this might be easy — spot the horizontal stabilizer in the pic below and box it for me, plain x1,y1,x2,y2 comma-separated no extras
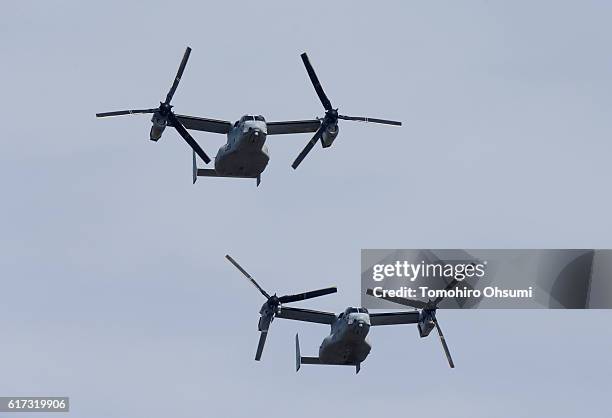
195,168,259,178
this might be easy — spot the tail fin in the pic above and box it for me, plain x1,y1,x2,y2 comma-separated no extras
295,334,320,372
295,334,301,372
192,150,197,184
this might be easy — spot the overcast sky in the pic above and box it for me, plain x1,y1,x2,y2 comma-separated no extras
1,1,611,417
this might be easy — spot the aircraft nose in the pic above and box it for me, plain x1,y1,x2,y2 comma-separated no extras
243,120,267,136
352,320,369,334
246,126,266,143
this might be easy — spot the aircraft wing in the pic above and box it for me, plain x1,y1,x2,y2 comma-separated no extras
171,114,233,134
366,289,428,309
276,307,337,325
266,120,321,135
369,311,420,326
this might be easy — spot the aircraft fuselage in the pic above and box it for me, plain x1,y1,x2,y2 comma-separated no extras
214,116,269,177
318,307,372,365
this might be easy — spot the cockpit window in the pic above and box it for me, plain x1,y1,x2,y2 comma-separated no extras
240,115,265,123
345,307,368,314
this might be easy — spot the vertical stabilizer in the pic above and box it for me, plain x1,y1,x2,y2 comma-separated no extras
192,150,197,184
295,334,301,372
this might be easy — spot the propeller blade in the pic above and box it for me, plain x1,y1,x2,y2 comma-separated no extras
291,125,325,169
96,108,158,118
433,317,455,368
167,113,211,164
255,331,268,361
338,115,402,126
225,255,271,299
165,47,192,104
279,286,337,303
301,53,332,111
365,288,428,309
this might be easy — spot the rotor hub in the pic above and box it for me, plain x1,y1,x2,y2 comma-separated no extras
159,102,173,115
325,108,339,122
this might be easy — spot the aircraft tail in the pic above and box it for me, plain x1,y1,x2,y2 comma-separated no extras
295,334,300,372
192,151,198,184
295,334,320,372
192,151,261,186
295,334,361,373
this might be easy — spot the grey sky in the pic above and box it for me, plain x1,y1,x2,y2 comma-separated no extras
1,1,611,417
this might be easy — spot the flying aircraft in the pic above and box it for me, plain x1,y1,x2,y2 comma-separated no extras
96,47,401,185
225,255,455,374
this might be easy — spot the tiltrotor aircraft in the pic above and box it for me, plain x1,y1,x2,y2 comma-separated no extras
96,47,401,185
225,255,455,374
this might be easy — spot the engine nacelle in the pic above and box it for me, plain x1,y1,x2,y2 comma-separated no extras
258,301,280,331
321,123,339,148
417,310,436,338
149,113,168,141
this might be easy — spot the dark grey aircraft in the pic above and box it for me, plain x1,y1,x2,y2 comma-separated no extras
226,255,455,374
96,48,401,185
